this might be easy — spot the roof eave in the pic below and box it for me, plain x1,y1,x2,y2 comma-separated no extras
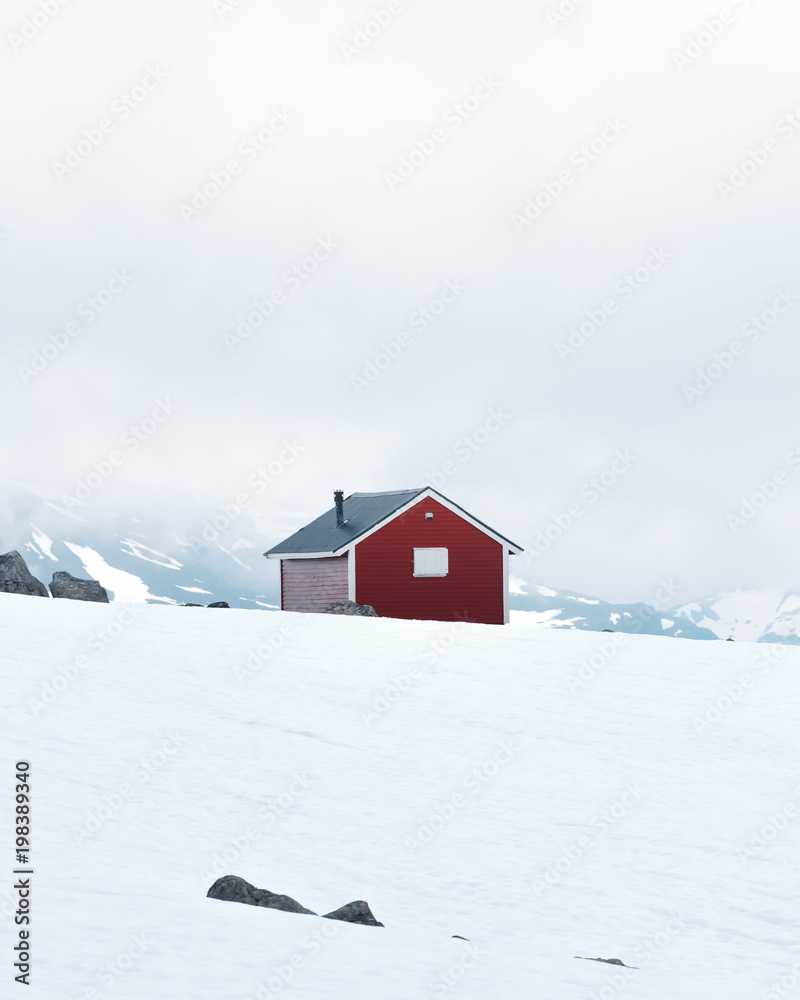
264,546,351,560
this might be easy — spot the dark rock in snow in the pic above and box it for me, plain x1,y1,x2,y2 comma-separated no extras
325,600,378,617
575,956,638,968
452,935,470,940
322,900,384,926
207,601,230,608
183,603,204,607
206,875,316,915
0,550,48,597
49,571,109,603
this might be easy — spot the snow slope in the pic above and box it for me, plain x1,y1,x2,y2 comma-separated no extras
3,595,800,999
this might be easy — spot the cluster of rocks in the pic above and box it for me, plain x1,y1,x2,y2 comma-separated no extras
206,875,384,926
325,600,378,617
0,551,109,602
1,549,236,607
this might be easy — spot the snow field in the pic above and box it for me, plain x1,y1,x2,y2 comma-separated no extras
2,593,800,999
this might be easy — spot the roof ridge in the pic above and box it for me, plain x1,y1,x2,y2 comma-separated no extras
349,488,423,497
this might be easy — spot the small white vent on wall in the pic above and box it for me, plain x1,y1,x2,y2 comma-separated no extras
413,547,449,577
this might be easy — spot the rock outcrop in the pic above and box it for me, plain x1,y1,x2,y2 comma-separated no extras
206,876,316,915
206,876,384,927
325,600,378,617
207,601,230,608
322,900,384,926
0,551,48,597
49,571,109,603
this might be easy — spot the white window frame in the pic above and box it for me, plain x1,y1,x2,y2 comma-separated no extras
413,547,449,577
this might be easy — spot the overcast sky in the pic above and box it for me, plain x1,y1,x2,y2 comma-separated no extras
2,0,799,604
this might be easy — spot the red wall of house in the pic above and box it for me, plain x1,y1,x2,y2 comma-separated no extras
281,553,348,612
354,497,505,624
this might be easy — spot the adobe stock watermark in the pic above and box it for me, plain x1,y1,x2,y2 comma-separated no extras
738,796,799,864
241,923,338,1000
672,0,755,73
511,117,627,232
213,0,252,20
198,774,311,885
692,643,788,736
556,247,671,360
562,580,683,694
565,632,628,694
67,932,151,999
185,442,306,550
725,443,800,534
52,67,168,179
54,398,179,513
27,606,142,717
425,408,511,488
361,616,470,724
417,941,483,1000
340,0,411,63
385,76,501,191
546,0,594,30
404,742,517,850
234,620,296,681
180,108,295,221
8,0,74,53
523,450,638,561
224,236,340,352
351,278,465,393
717,105,800,200
584,915,686,1000
683,288,796,404
72,732,189,846
18,269,135,385
763,958,800,1000
532,784,644,894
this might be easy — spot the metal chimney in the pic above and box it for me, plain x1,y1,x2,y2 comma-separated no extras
334,489,344,527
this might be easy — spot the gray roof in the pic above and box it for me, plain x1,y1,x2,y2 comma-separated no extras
263,488,522,557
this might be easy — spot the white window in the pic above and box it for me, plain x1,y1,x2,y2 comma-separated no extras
413,547,449,577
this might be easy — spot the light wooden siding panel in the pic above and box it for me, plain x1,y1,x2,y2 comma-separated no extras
281,554,349,613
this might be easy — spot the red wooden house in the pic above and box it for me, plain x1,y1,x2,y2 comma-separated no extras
264,488,522,624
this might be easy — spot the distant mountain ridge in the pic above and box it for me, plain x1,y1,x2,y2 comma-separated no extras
2,483,798,643
509,580,800,644
0,483,279,610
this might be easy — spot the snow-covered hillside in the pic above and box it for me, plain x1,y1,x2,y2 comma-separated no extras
3,594,800,999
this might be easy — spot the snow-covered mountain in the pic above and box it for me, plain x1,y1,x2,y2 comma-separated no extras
0,482,281,609
509,579,800,645
508,580,719,641
3,595,800,999
669,589,800,645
